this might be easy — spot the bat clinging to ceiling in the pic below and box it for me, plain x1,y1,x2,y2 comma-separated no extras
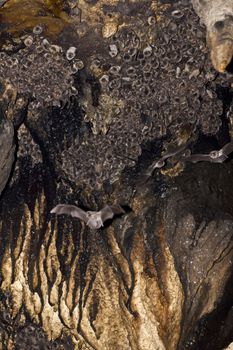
182,140,233,163
50,204,125,229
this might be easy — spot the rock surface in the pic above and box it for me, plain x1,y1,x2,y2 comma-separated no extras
0,0,232,349
0,108,15,196
192,0,233,72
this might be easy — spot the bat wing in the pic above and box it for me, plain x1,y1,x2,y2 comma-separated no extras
162,139,193,159
146,159,165,177
182,154,213,163
163,146,185,159
221,141,233,156
50,204,88,222
100,205,125,223
211,154,228,163
183,153,227,163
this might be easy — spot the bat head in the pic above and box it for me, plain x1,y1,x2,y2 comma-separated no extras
209,150,220,159
87,212,103,229
154,159,165,169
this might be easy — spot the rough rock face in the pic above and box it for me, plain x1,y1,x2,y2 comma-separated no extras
1,147,233,349
191,0,233,72
0,0,233,349
0,108,15,196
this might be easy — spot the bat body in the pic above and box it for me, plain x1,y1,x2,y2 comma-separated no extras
50,204,125,229
211,140,233,158
182,140,233,163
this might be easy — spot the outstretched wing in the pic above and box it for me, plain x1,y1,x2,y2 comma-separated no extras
183,153,227,163
221,141,233,156
162,142,189,160
100,205,125,223
182,154,213,163
211,154,228,163
161,138,194,160
50,204,88,223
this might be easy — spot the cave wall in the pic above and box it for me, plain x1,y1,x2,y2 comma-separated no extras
0,0,232,349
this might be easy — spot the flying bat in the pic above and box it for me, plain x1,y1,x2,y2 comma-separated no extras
50,204,125,229
145,141,192,177
182,140,233,163
0,1,7,7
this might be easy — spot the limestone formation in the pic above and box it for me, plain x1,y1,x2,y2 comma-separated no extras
0,1,232,349
192,0,233,72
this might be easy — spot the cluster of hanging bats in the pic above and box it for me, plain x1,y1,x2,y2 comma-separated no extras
51,0,233,229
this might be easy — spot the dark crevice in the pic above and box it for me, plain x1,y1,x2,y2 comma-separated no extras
183,269,233,350
226,59,233,74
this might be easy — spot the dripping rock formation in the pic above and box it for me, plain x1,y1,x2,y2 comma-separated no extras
0,0,233,349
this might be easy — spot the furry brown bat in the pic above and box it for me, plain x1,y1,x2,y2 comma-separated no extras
50,204,125,229
182,140,233,163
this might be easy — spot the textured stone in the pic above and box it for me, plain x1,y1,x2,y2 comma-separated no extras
0,108,15,196
192,0,233,72
0,1,232,350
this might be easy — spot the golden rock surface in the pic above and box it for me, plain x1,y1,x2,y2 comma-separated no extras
0,1,233,349
0,191,184,349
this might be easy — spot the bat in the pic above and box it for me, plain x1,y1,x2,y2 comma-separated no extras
182,140,233,163
136,143,191,188
145,141,192,177
0,1,7,6
50,204,125,229
209,140,233,159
